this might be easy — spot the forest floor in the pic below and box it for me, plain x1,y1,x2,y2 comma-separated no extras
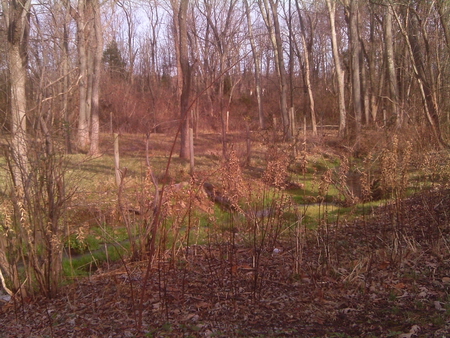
1,132,450,337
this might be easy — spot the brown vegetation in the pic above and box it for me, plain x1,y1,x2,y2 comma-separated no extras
0,131,449,337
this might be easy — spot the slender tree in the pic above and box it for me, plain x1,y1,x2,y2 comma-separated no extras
88,0,103,156
72,0,90,149
295,1,317,137
344,0,363,136
2,0,32,188
390,1,448,148
326,0,347,136
384,3,400,127
244,0,265,130
259,0,291,139
170,0,191,159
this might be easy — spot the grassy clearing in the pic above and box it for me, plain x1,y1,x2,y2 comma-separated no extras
2,131,449,289
2,130,450,336
51,131,447,276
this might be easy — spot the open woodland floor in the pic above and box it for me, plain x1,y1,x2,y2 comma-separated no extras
0,130,450,337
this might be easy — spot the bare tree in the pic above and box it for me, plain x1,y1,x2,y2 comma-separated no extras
2,0,32,187
72,0,91,149
117,0,138,85
170,0,191,159
344,0,363,136
179,0,191,159
294,1,317,137
88,0,103,156
198,0,241,156
62,0,73,153
384,3,400,127
326,0,347,136
244,0,265,129
390,1,448,148
259,0,291,140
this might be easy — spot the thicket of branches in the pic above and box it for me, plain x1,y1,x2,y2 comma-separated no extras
1,1,450,144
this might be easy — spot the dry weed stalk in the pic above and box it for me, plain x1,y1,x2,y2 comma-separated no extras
380,135,412,200
0,138,70,298
262,146,290,189
332,155,359,206
318,169,332,203
377,135,417,262
291,211,307,275
360,151,380,203
220,150,245,210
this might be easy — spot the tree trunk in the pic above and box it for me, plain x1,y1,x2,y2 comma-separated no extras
62,0,72,154
270,0,290,140
295,3,317,137
326,0,347,136
346,0,363,135
391,2,448,148
178,0,191,159
4,0,32,188
75,0,90,150
436,0,450,52
259,0,290,140
244,0,265,130
89,0,103,156
384,5,401,127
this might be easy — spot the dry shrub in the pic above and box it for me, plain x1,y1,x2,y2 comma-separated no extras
380,134,412,199
219,149,246,212
263,146,290,189
0,138,71,298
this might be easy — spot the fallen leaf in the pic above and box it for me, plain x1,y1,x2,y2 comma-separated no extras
442,277,450,284
394,282,406,289
398,325,421,338
434,301,445,311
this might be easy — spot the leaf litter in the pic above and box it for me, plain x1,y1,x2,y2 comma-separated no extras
0,188,449,337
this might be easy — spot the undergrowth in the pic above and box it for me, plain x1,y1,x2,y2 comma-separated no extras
1,130,450,337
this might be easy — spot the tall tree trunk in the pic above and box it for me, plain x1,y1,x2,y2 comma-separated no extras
117,0,136,85
384,5,401,127
62,0,72,154
295,3,317,137
3,0,32,188
178,0,191,159
202,0,238,157
89,0,103,156
260,0,290,139
270,0,290,139
326,0,347,136
74,0,90,149
346,0,363,136
244,0,265,130
360,48,369,125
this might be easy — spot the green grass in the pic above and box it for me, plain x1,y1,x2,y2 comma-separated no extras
63,241,130,277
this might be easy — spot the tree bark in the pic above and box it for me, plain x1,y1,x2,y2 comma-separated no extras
178,0,191,159
436,0,450,52
62,0,72,154
89,0,103,156
74,0,90,150
345,0,362,136
3,0,32,188
384,5,401,127
326,0,347,136
295,3,317,137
